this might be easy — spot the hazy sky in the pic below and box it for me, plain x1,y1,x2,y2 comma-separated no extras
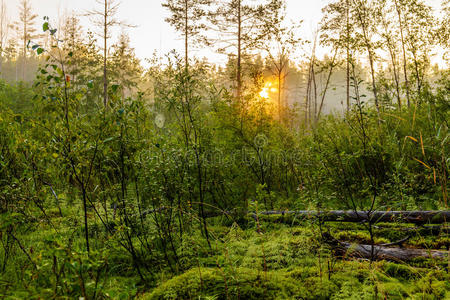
4,0,444,66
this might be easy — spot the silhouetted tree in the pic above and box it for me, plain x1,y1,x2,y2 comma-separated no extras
11,0,38,81
162,0,211,71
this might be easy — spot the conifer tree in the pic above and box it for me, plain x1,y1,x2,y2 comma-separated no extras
11,0,38,81
0,0,8,78
86,0,134,107
110,32,142,97
162,0,211,71
208,0,284,103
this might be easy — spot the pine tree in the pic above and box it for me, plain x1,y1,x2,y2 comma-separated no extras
110,32,142,98
11,0,38,81
162,0,211,71
208,0,284,103
86,0,134,108
0,0,8,79
62,15,84,84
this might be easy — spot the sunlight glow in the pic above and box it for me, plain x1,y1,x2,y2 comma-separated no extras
260,87,269,98
259,81,278,99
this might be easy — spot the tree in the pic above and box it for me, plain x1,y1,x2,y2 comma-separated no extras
439,0,449,55
11,0,38,81
393,0,410,106
162,0,211,71
61,15,85,84
110,32,142,98
351,0,380,113
262,3,302,120
208,0,284,104
394,0,434,102
86,0,134,108
377,0,402,108
62,15,84,54
0,0,8,78
321,0,353,112
305,33,318,127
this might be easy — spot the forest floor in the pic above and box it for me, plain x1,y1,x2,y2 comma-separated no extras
141,216,449,299
1,207,449,299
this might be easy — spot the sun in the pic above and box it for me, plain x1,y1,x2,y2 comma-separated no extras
259,87,269,98
259,81,277,99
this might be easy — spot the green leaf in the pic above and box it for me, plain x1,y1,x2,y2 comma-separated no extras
87,80,94,89
111,84,120,93
37,48,44,55
104,137,115,143
43,22,49,32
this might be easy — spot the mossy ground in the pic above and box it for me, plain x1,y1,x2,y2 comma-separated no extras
142,218,449,299
0,205,448,299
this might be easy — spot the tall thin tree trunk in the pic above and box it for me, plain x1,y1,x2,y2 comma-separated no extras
394,0,410,107
346,0,350,112
312,62,317,120
392,52,402,109
354,1,379,113
237,0,243,130
305,67,310,127
387,44,401,109
22,22,26,81
410,49,421,95
367,49,379,112
185,0,188,71
103,0,108,108
317,48,338,120
0,0,4,79
309,35,317,125
278,68,282,120
237,0,242,103
305,41,316,128
381,11,402,109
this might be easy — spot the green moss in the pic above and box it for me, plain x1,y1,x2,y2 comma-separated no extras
382,262,418,280
143,267,304,300
334,230,390,244
378,281,410,298
411,271,450,299
330,281,373,300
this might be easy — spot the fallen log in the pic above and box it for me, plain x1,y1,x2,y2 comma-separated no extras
256,210,450,224
339,242,448,262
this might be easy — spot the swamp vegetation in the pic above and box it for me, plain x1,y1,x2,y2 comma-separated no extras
0,0,449,298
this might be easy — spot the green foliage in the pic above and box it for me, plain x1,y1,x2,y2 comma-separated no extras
0,3,449,298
